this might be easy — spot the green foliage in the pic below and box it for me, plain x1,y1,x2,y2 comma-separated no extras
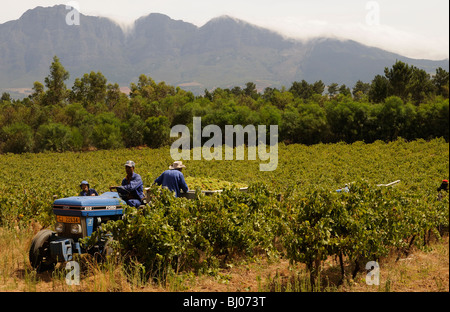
43,56,70,106
0,122,34,154
70,71,107,109
0,139,448,284
0,58,449,153
377,96,407,141
384,61,412,101
282,179,449,282
433,67,450,97
325,99,369,142
35,123,81,152
1,92,12,102
121,115,146,148
91,113,123,150
352,80,371,99
84,184,280,279
369,75,389,103
281,103,328,144
144,116,170,148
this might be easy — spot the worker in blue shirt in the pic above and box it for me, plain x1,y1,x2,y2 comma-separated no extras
110,160,145,207
79,181,98,196
154,161,189,198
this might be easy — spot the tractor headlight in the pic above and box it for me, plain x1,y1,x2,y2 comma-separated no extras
70,224,82,235
55,222,65,233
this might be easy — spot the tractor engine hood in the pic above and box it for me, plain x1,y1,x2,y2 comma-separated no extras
53,192,126,210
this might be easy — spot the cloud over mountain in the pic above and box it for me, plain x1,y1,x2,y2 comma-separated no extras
0,5,448,95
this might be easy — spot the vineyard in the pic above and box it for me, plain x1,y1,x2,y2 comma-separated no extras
0,138,448,291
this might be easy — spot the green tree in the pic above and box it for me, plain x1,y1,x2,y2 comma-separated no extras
415,99,449,140
154,81,176,101
130,74,176,102
91,113,124,150
130,74,156,99
384,60,412,101
144,116,171,148
1,122,34,153
203,88,213,101
431,99,449,140
312,80,325,96
325,100,369,142
369,75,389,103
64,103,90,127
258,104,281,128
271,89,294,109
408,67,434,104
44,56,70,106
338,84,351,96
230,86,243,97
110,91,131,120
377,96,407,141
296,103,328,144
432,67,449,98
290,80,313,100
243,82,259,100
1,92,11,103
280,103,328,144
352,80,370,100
35,123,80,152
280,104,302,144
262,87,276,102
71,71,108,109
327,83,339,97
121,114,146,148
29,82,45,105
106,83,122,110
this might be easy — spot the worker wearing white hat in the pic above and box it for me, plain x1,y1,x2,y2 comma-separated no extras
110,160,145,207
154,161,189,197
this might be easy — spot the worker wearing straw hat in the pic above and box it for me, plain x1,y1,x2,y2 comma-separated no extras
154,161,189,198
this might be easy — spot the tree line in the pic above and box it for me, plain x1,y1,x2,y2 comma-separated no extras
0,56,448,154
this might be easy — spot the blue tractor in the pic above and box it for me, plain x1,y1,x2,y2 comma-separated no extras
29,192,127,272
29,186,248,272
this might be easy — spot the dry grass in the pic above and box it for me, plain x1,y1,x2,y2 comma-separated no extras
1,225,448,292
342,235,449,292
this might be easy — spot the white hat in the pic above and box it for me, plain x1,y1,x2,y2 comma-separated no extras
169,161,186,170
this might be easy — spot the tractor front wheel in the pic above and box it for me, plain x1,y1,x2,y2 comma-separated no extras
29,229,57,273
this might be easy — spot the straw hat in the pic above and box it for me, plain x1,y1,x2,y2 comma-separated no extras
169,161,186,170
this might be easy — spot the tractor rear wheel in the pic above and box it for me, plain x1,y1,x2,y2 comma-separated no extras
29,229,57,273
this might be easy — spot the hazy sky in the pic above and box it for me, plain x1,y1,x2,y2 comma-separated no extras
1,0,448,60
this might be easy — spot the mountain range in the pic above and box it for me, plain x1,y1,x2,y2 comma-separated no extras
0,5,448,96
